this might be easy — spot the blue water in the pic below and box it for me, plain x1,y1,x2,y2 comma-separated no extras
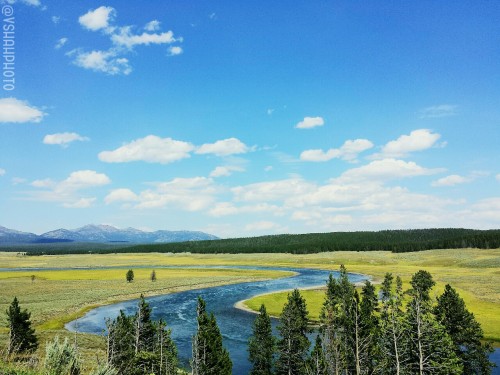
66,267,364,373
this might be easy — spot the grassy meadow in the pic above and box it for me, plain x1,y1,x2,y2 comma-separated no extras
0,248,498,372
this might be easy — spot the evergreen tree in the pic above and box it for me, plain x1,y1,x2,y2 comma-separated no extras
151,270,157,282
377,274,409,375
134,294,157,354
192,297,232,375
126,269,134,283
276,289,310,375
6,297,38,354
405,271,462,374
358,280,379,374
249,304,275,375
306,335,327,375
434,284,494,374
106,311,135,374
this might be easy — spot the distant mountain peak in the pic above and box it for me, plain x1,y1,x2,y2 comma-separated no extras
0,225,218,244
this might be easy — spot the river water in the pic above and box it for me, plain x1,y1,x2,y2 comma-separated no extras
64,266,499,374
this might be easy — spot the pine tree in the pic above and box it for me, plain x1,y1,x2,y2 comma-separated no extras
6,297,38,354
306,335,327,375
249,304,275,375
134,294,157,354
275,289,311,375
405,271,462,374
126,269,134,283
358,280,379,374
377,274,409,375
151,269,157,282
191,297,232,375
434,284,494,374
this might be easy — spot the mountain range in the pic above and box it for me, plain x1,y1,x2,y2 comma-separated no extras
0,224,218,244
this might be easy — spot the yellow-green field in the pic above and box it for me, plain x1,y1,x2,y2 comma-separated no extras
0,248,498,372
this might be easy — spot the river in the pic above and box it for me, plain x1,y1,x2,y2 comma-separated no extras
65,266,499,374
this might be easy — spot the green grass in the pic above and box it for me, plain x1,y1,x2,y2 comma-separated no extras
0,248,498,373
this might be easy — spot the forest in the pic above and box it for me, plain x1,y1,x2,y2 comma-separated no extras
10,228,500,255
2,267,495,374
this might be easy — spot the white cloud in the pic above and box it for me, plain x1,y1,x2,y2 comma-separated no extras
144,20,160,31
232,178,316,203
43,132,89,147
301,139,373,162
0,98,45,123
111,27,179,49
70,49,132,75
496,174,500,182
264,166,273,172
431,174,470,187
196,138,251,157
209,166,245,178
371,129,441,159
55,37,68,49
339,158,443,182
5,0,42,6
79,6,115,31
28,170,110,208
99,135,194,164
0,168,5,176
51,16,60,24
295,116,324,129
419,104,458,118
104,188,139,204
168,46,183,56
107,177,218,211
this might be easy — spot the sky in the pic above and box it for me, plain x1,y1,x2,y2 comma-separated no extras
0,0,499,237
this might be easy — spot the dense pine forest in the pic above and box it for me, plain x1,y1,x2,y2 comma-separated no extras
8,228,500,255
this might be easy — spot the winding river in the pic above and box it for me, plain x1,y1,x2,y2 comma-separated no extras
66,267,363,373
64,266,500,374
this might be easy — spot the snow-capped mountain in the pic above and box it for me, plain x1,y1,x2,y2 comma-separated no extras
0,224,218,244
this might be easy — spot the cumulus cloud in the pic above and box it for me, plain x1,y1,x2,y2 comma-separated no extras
0,98,46,123
300,139,373,162
55,37,68,49
431,174,470,187
106,177,218,211
104,188,139,204
79,6,116,31
168,46,183,56
295,116,324,129
196,138,251,156
99,135,194,164
339,158,443,182
370,129,442,159
111,27,179,48
4,0,41,6
28,170,110,208
209,166,245,178
419,104,458,118
70,49,132,75
43,132,89,147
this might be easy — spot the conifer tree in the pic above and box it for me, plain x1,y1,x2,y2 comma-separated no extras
6,297,38,354
377,274,408,375
434,284,494,374
405,271,462,374
249,304,276,375
192,296,232,375
306,335,327,375
276,289,310,375
126,269,134,283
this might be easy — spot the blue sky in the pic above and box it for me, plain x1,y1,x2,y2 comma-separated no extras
0,0,499,237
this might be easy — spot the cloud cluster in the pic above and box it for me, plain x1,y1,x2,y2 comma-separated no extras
370,129,442,159
300,139,373,162
67,5,183,75
431,174,470,187
99,135,252,164
0,98,45,123
29,170,111,208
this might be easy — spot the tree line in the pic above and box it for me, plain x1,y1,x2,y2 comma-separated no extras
15,228,500,256
4,267,495,374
